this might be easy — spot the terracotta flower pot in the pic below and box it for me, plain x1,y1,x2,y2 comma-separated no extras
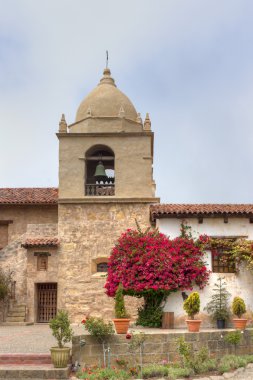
113,318,130,334
50,347,71,368
185,319,202,332
233,318,247,330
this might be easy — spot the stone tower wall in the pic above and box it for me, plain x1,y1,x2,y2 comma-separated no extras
57,202,152,322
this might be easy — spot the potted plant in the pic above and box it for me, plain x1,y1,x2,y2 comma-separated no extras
112,283,130,334
183,292,201,332
49,310,74,368
204,277,231,329
232,296,247,330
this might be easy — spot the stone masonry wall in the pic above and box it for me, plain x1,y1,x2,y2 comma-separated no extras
0,205,58,245
57,203,151,322
0,234,27,305
72,329,253,367
0,222,58,317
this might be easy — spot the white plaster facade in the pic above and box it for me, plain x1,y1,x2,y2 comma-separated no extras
157,217,253,327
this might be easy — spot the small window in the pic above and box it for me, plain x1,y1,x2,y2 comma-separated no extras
97,262,108,272
212,249,235,273
37,254,48,271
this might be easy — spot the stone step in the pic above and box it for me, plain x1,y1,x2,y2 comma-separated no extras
7,311,26,317
5,317,25,323
0,354,52,365
9,308,26,314
0,364,69,379
9,306,26,312
1,322,33,326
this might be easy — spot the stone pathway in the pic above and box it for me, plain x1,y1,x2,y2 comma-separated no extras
0,324,84,353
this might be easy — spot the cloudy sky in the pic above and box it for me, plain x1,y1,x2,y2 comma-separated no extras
0,0,253,203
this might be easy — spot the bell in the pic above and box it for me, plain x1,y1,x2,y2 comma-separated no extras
94,161,108,182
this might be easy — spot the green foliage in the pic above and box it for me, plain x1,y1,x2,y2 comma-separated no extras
84,316,114,343
176,337,216,375
115,283,128,318
204,277,231,321
167,366,193,379
77,367,130,380
192,348,216,374
207,237,253,272
141,363,192,379
218,354,253,374
49,310,73,348
0,269,13,300
183,292,200,319
0,284,8,300
224,330,242,346
176,336,191,366
142,364,169,378
232,296,246,318
180,221,193,239
136,292,164,327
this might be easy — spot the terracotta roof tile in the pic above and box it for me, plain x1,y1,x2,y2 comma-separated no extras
0,188,58,205
22,237,59,248
151,204,253,221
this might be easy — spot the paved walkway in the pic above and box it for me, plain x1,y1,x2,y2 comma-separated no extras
0,324,84,353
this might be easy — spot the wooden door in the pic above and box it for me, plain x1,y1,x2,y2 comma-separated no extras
37,283,57,322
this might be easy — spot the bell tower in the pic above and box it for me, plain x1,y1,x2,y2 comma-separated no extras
57,68,159,321
58,68,158,201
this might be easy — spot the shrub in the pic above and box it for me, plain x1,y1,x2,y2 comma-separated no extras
176,337,217,375
49,310,73,348
224,330,242,347
176,336,192,366
0,269,13,301
136,295,164,327
232,297,246,318
77,367,130,380
204,277,231,322
167,366,193,379
115,283,128,318
84,316,114,343
218,354,250,374
183,292,200,319
105,224,209,327
142,364,169,378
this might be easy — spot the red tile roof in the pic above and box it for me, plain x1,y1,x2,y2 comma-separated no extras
22,237,59,248
0,188,58,205
151,204,253,221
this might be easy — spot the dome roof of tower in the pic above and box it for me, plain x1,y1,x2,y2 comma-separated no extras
75,68,138,122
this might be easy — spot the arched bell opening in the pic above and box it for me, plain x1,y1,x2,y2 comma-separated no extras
85,145,115,196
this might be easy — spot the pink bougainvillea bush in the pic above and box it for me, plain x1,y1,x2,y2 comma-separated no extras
105,225,210,327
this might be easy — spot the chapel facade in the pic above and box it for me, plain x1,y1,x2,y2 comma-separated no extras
1,68,253,327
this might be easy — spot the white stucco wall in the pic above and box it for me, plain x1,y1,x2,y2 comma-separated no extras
157,217,253,327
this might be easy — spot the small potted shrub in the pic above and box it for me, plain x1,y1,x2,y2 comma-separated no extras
49,310,74,368
204,277,231,329
112,283,130,334
232,296,247,330
183,292,201,332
